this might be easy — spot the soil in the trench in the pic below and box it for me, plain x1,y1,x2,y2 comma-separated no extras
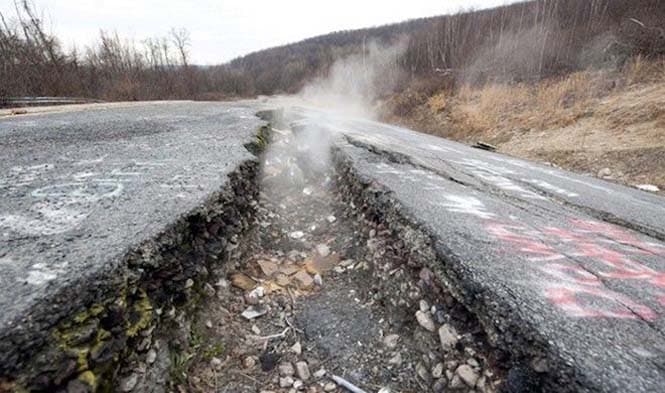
176,126,508,393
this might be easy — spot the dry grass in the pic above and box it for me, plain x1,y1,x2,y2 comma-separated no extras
382,58,665,193
427,93,448,113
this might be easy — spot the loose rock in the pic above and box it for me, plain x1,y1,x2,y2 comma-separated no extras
119,373,138,392
456,364,480,387
383,334,400,349
438,324,459,351
279,362,296,377
416,310,436,332
295,361,311,381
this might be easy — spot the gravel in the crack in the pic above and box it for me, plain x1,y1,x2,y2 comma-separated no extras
179,126,507,393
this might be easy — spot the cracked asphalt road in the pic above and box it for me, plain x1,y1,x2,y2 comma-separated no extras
2,101,665,392
285,107,665,393
0,101,263,355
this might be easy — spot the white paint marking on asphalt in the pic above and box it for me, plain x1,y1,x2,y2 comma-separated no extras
436,195,496,219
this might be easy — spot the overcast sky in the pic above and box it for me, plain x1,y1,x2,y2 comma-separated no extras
1,0,515,64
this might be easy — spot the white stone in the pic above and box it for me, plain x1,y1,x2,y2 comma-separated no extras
279,376,294,388
415,310,436,332
456,364,480,387
383,334,400,349
637,184,660,192
438,324,459,351
316,244,331,257
295,361,311,381
279,362,295,377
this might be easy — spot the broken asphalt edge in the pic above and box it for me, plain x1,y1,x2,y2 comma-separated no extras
330,144,595,393
0,120,272,392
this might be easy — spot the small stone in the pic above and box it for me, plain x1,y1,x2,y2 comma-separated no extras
66,380,91,393
291,341,302,355
313,274,323,286
295,361,311,381
449,375,464,389
280,376,295,388
456,365,480,387
258,260,280,276
241,305,269,320
432,362,444,379
432,378,447,393
416,362,432,383
637,184,660,193
438,324,459,351
326,215,336,223
316,244,331,257
279,362,295,376
203,283,216,297
250,286,266,298
146,349,157,364
467,358,480,368
244,356,257,369
251,324,261,335
313,368,326,379
231,273,256,290
419,300,430,313
210,357,223,371
324,382,337,391
388,352,403,365
383,334,400,349
119,373,138,392
184,279,194,289
531,357,549,373
293,270,314,288
293,380,304,390
477,376,488,393
416,310,436,332
205,320,213,329
289,231,305,240
598,168,612,178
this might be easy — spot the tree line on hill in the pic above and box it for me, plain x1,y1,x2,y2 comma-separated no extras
1,0,664,103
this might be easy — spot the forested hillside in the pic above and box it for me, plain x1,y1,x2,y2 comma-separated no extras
1,0,664,102
226,0,665,95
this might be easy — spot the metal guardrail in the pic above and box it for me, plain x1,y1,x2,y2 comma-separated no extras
0,96,104,108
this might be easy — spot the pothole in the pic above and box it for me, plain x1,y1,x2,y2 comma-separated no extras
171,119,510,393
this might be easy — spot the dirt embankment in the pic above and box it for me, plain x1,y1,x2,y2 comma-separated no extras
382,59,665,195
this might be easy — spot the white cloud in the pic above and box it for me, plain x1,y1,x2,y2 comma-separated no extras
0,0,515,64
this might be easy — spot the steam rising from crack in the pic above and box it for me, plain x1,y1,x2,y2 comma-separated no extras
297,39,407,119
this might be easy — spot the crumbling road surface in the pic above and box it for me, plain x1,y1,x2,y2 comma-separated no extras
285,107,665,393
0,102,264,391
1,102,665,393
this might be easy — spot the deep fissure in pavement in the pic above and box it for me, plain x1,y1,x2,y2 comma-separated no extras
169,118,512,393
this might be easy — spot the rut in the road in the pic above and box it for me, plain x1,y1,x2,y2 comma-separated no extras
173,123,510,393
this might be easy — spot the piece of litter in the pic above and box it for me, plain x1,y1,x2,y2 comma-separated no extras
303,187,313,196
636,184,660,193
314,274,323,286
330,375,368,393
241,305,269,320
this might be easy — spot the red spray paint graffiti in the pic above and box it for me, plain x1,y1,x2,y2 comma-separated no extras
486,219,665,320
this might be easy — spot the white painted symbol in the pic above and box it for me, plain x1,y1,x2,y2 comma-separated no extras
436,195,496,219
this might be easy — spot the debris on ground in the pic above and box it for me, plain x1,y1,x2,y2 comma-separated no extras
177,124,506,392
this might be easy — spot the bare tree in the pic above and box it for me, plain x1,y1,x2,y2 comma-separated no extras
170,27,191,67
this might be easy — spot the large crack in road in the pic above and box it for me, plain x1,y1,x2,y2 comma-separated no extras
151,119,513,393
